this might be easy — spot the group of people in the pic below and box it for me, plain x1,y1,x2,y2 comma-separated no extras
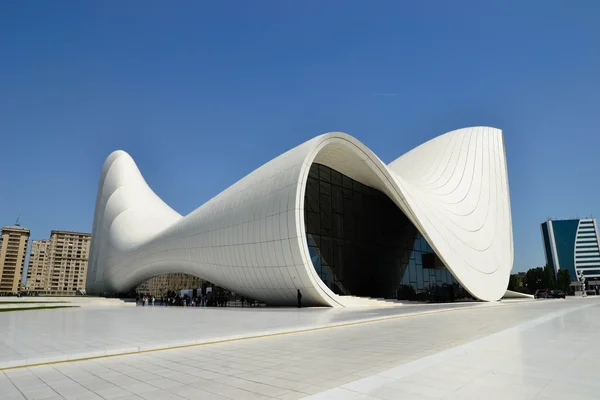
136,295,155,306
136,295,187,306
136,293,259,307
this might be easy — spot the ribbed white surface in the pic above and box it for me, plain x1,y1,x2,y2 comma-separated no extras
87,128,513,306
388,127,513,301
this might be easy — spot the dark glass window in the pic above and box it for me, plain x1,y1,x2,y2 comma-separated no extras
304,163,459,301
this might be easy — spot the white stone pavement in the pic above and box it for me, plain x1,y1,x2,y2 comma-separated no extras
0,298,136,309
0,304,76,310
1,298,598,399
0,301,495,369
307,298,600,400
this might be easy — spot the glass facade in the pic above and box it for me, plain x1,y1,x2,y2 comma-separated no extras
304,163,458,301
551,220,580,281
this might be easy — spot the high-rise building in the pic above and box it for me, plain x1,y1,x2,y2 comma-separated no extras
541,218,600,283
0,225,30,294
24,240,50,293
25,230,91,295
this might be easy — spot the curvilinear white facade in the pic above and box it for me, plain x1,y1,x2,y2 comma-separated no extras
87,127,513,306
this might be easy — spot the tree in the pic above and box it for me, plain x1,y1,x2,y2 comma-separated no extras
544,264,556,288
556,269,571,292
525,267,551,292
524,265,557,292
508,274,520,291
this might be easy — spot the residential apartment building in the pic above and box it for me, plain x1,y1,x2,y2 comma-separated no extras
24,240,50,293
25,230,91,296
135,273,204,297
0,225,30,294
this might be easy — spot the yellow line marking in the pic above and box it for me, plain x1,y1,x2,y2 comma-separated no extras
0,300,537,371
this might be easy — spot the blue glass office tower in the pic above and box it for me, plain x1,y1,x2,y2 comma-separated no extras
541,218,600,281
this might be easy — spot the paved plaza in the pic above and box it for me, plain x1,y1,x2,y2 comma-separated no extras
1,298,599,399
0,301,491,369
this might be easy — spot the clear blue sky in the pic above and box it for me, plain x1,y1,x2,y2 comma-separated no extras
1,1,599,273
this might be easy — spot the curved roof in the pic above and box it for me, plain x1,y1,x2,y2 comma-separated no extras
87,127,513,306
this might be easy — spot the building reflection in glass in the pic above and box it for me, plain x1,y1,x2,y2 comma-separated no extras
304,163,463,302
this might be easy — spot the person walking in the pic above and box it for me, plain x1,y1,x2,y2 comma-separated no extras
297,289,302,308
151,296,155,306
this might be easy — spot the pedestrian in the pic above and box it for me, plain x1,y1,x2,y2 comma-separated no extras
151,296,155,306
297,289,302,308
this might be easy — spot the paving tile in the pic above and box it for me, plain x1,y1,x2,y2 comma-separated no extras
92,385,136,399
304,299,600,400
0,303,497,369
234,379,291,397
536,382,600,399
20,387,60,400
137,389,186,400
120,382,162,395
276,391,309,400
2,394,26,400
0,385,21,396
3,299,600,400
369,386,435,400
304,388,361,399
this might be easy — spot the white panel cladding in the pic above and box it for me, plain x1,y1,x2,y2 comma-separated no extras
87,127,514,306
387,127,513,302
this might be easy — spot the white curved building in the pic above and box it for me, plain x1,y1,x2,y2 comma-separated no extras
87,127,513,306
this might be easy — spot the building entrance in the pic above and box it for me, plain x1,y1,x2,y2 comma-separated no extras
304,163,458,300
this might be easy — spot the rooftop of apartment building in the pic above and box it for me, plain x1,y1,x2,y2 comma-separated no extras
50,230,91,237
1,225,30,232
